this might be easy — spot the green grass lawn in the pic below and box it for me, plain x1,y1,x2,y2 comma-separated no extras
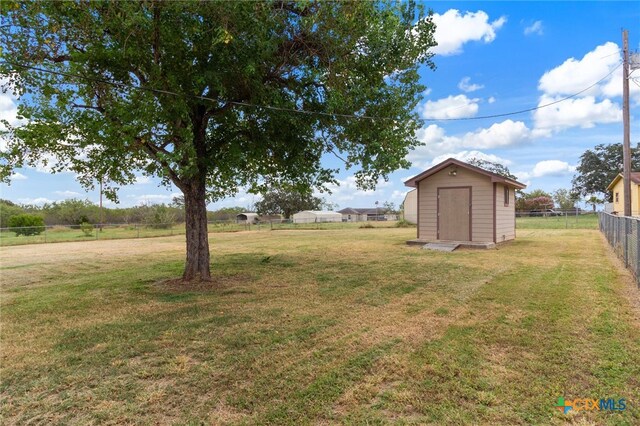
0,224,188,246
516,213,599,229
0,220,400,246
1,226,638,424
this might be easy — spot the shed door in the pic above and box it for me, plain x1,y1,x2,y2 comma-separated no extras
438,187,471,241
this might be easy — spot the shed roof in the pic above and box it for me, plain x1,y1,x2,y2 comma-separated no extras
404,158,526,189
606,172,640,191
337,208,382,215
293,210,341,216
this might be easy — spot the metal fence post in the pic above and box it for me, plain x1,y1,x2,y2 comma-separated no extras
600,212,640,285
137,224,140,238
625,217,629,267
44,226,47,243
636,221,640,287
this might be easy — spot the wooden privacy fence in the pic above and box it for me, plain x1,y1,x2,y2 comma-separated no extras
599,212,640,286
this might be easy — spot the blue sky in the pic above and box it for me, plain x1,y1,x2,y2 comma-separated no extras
2,1,640,210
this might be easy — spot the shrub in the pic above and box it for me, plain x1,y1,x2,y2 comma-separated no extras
0,199,26,228
145,204,176,229
395,219,415,228
359,223,375,229
80,222,94,237
8,214,45,236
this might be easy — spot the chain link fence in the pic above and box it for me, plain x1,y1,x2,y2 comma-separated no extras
599,212,640,286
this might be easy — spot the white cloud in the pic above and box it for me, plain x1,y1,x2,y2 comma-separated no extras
488,96,496,104
462,120,532,149
533,95,621,135
391,190,408,200
0,81,22,129
531,160,576,177
26,151,78,174
409,120,532,167
419,94,480,119
0,79,24,153
431,10,506,56
458,77,484,93
134,175,151,185
531,41,638,135
517,160,576,181
429,150,513,167
538,42,620,97
315,176,391,204
54,190,81,197
524,20,544,36
133,192,182,205
9,172,27,180
17,197,54,205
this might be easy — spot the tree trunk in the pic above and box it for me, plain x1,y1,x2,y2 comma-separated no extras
182,179,211,281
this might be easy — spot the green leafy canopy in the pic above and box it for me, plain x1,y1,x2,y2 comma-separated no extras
0,1,437,201
572,143,640,202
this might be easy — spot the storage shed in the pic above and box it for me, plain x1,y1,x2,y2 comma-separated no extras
404,158,526,245
337,208,390,222
236,212,259,224
402,189,417,224
292,210,342,224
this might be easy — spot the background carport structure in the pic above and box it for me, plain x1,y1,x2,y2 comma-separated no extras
292,210,342,224
236,213,259,224
404,158,526,248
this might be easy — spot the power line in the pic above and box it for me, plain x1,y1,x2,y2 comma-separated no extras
431,62,622,122
0,59,623,123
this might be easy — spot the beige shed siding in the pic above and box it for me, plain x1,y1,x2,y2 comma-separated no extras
495,184,516,242
402,189,418,224
417,167,493,242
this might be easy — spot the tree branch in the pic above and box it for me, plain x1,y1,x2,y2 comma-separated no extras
137,137,185,191
152,0,161,64
44,54,72,63
71,103,105,113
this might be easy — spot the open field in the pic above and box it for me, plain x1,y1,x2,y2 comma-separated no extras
0,220,401,247
516,213,598,229
1,226,639,424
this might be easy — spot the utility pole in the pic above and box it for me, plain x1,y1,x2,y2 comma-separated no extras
99,178,104,231
622,29,631,217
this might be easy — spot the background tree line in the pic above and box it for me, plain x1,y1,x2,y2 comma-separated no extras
0,198,249,228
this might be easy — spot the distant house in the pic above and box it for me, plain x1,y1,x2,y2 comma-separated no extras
404,158,526,245
402,190,417,224
292,210,342,223
337,207,395,222
236,212,259,224
606,172,640,216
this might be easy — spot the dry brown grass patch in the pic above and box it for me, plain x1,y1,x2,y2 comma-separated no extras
153,273,252,292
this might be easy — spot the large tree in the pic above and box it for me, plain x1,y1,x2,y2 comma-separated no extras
0,1,436,281
572,143,640,202
552,188,579,210
254,187,324,219
467,157,519,181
